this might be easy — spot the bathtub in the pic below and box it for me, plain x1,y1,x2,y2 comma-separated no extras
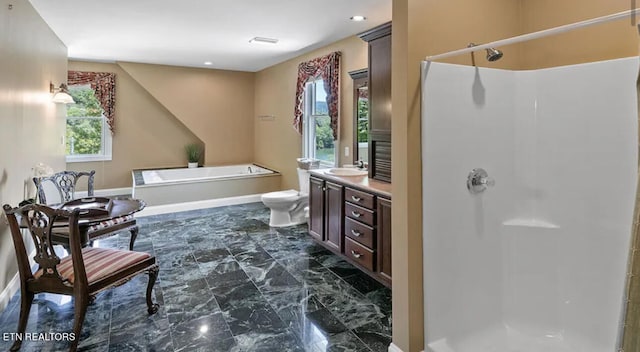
132,164,281,206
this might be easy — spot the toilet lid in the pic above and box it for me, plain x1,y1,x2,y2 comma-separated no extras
261,189,300,202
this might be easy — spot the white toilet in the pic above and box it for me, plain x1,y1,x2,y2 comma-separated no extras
261,168,310,227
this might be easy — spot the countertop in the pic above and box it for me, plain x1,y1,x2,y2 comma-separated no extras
310,169,392,199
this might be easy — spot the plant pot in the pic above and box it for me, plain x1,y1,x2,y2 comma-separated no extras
188,162,198,168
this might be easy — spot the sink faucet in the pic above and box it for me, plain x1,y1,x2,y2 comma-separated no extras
356,160,365,169
248,166,253,173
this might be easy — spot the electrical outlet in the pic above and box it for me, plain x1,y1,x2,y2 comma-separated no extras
344,146,349,157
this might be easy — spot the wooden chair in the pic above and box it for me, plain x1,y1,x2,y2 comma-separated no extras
2,203,159,352
33,170,139,250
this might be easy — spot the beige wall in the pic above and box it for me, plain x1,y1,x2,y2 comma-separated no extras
254,36,368,190
392,0,639,351
66,61,201,189
0,0,67,307
119,62,255,167
521,0,638,69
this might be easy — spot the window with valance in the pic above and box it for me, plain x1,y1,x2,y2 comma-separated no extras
294,52,341,165
65,71,116,162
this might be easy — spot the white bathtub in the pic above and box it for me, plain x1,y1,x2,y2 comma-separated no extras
132,164,281,206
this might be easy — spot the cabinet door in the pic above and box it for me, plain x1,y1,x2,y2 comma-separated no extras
377,197,392,284
309,177,325,241
324,181,344,252
369,34,392,133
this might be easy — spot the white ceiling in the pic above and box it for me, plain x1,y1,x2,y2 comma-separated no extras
29,0,392,72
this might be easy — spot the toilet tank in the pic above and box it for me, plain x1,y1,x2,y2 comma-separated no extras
297,168,310,195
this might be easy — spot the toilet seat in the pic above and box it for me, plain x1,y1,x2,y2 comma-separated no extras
261,189,301,202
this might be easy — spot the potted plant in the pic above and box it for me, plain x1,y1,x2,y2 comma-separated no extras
185,144,202,168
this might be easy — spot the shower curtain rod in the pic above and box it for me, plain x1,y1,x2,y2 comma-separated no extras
425,8,640,61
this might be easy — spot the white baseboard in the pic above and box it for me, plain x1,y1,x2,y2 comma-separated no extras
0,273,20,312
76,187,132,198
0,250,37,312
135,193,263,217
388,343,406,352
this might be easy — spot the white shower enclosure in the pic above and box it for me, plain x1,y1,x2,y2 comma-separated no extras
421,57,639,352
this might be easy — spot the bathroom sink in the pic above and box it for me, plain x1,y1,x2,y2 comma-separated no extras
325,168,368,177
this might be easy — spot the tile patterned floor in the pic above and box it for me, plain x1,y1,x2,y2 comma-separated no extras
0,202,392,351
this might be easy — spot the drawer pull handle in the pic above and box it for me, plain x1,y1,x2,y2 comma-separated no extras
351,195,361,202
351,250,362,259
351,211,361,218
351,229,362,237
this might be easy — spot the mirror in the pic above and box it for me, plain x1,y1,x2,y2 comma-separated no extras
349,69,369,165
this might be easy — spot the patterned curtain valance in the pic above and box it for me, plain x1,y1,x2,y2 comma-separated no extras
293,51,341,140
68,71,116,135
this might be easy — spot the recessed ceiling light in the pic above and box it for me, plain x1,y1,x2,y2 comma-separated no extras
350,15,367,21
249,37,279,45
203,61,213,65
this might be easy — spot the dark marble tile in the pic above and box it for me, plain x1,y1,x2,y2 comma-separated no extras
212,282,263,310
308,331,371,352
158,264,204,290
326,298,385,331
365,287,392,314
194,248,240,274
50,301,112,343
221,301,286,336
110,294,166,329
342,272,386,295
231,218,273,233
0,203,387,352
303,308,348,336
233,330,305,352
206,268,251,290
243,260,302,294
109,321,174,352
155,248,198,270
324,259,362,279
267,289,324,335
163,279,220,325
46,333,110,352
277,257,325,282
193,247,232,263
265,289,323,314
213,282,285,335
233,247,275,268
353,318,393,352
170,313,235,351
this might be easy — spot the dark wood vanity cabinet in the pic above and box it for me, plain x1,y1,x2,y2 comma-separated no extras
308,174,392,287
309,177,325,241
309,176,344,251
359,22,392,183
325,181,344,252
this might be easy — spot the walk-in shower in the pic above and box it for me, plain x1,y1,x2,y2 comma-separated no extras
421,9,640,352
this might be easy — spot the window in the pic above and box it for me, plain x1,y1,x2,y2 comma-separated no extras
303,78,336,167
66,85,112,162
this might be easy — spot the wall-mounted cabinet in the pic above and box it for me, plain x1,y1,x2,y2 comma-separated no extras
359,22,392,183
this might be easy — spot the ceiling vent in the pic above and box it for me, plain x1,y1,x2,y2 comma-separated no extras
249,37,279,45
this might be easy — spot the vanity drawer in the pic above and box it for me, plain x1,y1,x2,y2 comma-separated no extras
345,202,375,226
345,217,374,248
345,188,375,209
345,237,375,271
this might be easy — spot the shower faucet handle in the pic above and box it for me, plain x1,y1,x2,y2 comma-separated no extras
467,168,495,194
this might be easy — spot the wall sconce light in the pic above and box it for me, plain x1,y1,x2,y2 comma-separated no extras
50,82,75,104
